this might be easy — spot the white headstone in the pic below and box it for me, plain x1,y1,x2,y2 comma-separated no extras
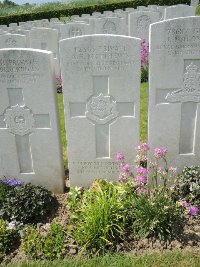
94,17,127,35
50,18,60,24
164,5,196,20
125,8,135,12
190,0,199,7
60,35,140,187
149,17,200,172
9,23,18,29
92,12,102,17
0,48,64,192
15,28,31,47
60,22,92,39
0,25,8,31
103,11,114,17
0,34,27,48
129,11,160,41
29,28,60,75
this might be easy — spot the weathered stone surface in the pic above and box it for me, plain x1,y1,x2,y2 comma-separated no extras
164,5,196,20
29,28,60,74
129,11,160,41
60,35,140,187
0,49,64,192
0,34,27,48
148,17,200,171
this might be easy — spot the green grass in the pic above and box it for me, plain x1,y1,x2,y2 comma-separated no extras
57,94,67,164
140,82,148,141
57,83,148,164
6,251,200,267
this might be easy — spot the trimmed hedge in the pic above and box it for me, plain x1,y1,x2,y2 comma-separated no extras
0,0,190,25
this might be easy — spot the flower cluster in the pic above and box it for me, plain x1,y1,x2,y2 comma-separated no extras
135,166,148,195
56,74,62,84
181,200,199,216
141,39,149,67
2,179,22,186
116,152,133,183
153,147,168,159
135,142,150,166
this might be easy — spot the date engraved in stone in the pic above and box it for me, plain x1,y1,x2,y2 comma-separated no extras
86,93,118,124
4,104,35,136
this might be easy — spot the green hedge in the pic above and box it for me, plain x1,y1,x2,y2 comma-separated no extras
0,0,190,25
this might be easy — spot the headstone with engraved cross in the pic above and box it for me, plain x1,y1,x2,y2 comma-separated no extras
60,22,92,39
0,49,64,192
149,16,200,172
60,35,140,187
29,28,60,75
129,11,160,41
94,17,127,35
0,33,27,48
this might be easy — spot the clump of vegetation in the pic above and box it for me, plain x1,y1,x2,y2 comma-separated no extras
22,222,66,260
0,180,57,224
0,219,19,255
175,166,200,208
69,179,129,254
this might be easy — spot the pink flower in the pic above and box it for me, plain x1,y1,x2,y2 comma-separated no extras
136,186,147,195
189,205,199,216
123,164,131,174
116,152,125,162
136,166,148,176
153,147,168,159
118,173,126,183
136,142,150,152
181,200,189,207
56,74,62,83
135,175,147,184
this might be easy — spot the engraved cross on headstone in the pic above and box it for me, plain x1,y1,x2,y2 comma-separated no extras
0,88,51,173
69,75,135,158
156,62,200,154
70,27,82,37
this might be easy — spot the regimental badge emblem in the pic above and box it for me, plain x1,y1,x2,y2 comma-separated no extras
86,93,119,124
166,62,200,103
4,104,35,136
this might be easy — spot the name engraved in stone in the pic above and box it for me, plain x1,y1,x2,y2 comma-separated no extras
0,57,42,84
67,45,135,71
70,161,120,174
152,27,200,55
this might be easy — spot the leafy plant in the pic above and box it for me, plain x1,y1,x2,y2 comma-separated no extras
0,182,7,205
22,226,44,260
70,180,126,254
0,219,19,255
43,222,66,260
68,186,83,212
131,189,181,242
0,183,56,224
175,166,200,208
23,222,66,260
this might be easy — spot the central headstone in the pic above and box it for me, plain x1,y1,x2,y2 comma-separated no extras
60,35,140,187
0,49,64,192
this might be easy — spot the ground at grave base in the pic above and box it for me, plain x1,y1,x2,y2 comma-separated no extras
3,191,200,266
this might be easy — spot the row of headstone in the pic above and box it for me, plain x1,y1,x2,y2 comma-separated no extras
0,15,200,192
0,3,198,43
